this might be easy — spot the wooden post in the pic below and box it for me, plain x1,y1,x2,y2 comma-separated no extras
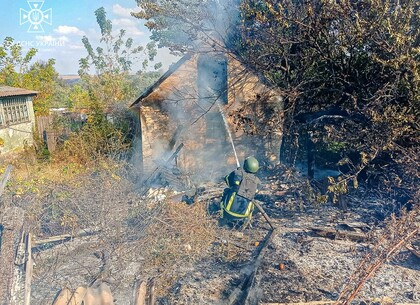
24,233,33,305
254,200,276,230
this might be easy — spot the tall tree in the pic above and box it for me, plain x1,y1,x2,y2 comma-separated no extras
132,0,241,52
22,59,59,114
78,7,161,108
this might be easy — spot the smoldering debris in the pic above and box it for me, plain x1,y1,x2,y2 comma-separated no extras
8,160,418,305
160,166,419,305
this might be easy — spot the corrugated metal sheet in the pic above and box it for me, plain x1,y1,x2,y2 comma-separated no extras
0,86,37,98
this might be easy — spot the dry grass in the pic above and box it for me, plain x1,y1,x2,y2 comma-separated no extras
144,201,217,264
1,150,252,302
121,194,221,295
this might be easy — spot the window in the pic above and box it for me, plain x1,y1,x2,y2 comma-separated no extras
0,97,30,126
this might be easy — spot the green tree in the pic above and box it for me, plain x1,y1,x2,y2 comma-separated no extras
58,7,162,161
67,84,90,110
0,37,59,114
132,0,240,52
78,7,161,108
0,37,37,85
22,59,59,114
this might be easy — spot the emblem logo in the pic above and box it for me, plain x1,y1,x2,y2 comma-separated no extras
20,0,52,33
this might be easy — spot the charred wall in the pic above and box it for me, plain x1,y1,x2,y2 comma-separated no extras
137,53,284,183
139,55,231,181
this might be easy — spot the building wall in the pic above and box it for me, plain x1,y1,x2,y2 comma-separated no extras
137,53,284,182
0,96,35,154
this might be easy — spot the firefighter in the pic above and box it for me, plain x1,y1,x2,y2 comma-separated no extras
220,156,261,226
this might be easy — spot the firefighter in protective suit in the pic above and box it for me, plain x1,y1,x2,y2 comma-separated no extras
220,156,261,225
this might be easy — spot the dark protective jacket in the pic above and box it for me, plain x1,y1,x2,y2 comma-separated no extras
221,168,261,218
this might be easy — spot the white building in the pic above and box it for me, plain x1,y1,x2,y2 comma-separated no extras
0,86,37,154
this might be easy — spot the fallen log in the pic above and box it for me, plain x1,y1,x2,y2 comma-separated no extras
226,228,275,305
0,207,25,305
310,226,367,242
33,228,100,248
24,233,33,305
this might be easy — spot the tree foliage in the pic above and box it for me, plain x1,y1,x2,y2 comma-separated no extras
235,0,419,197
132,0,240,52
133,0,419,200
0,37,37,84
54,7,162,162
0,37,59,115
79,7,149,75
22,59,59,114
78,7,160,109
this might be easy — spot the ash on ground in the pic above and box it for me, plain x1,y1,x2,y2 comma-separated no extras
21,165,419,304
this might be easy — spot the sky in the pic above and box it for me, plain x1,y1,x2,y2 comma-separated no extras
0,0,179,75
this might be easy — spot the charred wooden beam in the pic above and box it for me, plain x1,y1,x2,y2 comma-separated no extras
310,226,367,242
24,233,33,305
141,143,185,191
0,207,25,305
226,228,275,305
32,228,99,249
254,200,276,230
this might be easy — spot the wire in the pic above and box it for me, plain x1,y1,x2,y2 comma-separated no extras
5,126,33,134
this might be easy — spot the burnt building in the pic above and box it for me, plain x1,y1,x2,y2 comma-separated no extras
131,52,284,182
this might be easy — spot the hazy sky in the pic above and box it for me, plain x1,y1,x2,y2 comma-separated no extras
0,0,178,74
